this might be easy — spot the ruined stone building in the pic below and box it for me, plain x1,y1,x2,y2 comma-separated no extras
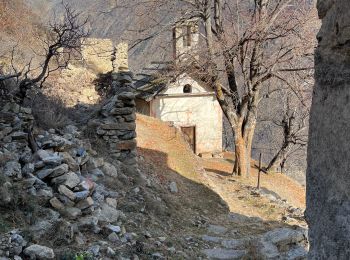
80,38,128,74
135,20,223,155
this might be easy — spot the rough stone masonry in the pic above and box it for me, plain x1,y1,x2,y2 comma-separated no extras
90,43,137,168
306,0,350,258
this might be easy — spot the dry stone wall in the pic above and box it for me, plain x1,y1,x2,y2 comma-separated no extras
306,0,350,258
91,70,137,167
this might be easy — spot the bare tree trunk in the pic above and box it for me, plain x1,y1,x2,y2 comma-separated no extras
266,148,285,172
234,134,248,176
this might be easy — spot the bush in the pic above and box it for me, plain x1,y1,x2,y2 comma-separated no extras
30,93,72,130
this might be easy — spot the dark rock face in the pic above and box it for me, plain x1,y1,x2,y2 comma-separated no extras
306,0,350,258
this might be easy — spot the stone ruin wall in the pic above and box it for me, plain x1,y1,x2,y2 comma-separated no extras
86,39,137,168
81,38,129,74
307,0,350,258
89,70,137,168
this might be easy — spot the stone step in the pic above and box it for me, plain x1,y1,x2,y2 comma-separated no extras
202,248,247,259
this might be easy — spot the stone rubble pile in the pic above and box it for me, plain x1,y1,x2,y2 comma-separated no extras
0,102,142,259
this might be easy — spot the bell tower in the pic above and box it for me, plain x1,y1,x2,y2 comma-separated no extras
173,19,200,64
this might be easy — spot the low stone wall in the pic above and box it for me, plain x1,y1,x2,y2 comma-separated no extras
0,103,34,154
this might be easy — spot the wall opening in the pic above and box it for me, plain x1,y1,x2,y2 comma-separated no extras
183,84,192,93
181,126,196,153
183,25,192,47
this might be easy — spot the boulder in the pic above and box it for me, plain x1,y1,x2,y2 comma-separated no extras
102,162,118,177
95,203,121,223
23,244,55,259
4,161,21,177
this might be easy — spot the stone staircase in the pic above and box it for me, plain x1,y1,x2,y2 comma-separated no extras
201,223,308,259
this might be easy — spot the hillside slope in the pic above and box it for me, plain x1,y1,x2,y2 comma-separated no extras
136,113,306,217
135,113,309,258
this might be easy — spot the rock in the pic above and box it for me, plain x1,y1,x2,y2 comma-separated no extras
74,232,86,245
202,248,247,260
76,197,94,210
22,163,35,176
23,244,55,259
78,179,95,192
110,107,134,115
37,188,53,199
0,126,13,139
0,187,11,206
49,164,69,178
4,161,21,177
63,172,81,188
221,239,245,249
51,172,80,188
151,253,164,259
202,235,223,243
89,168,104,179
308,2,350,258
76,147,86,157
106,224,121,233
260,228,306,248
49,197,65,210
106,198,117,208
108,232,119,242
95,203,121,223
35,168,54,180
88,245,100,257
58,185,76,201
169,181,178,193
208,225,228,235
65,207,82,219
11,131,28,140
74,191,90,201
35,150,62,166
9,231,27,256
106,247,115,257
86,157,104,170
102,162,118,177
28,209,60,241
100,122,136,131
64,125,79,136
118,92,135,101
115,140,137,150
60,152,79,172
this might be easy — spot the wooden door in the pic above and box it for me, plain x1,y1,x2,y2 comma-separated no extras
181,126,196,153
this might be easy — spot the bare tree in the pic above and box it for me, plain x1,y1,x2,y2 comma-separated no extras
264,92,309,172
0,2,90,103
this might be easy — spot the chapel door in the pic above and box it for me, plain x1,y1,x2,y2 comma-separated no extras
181,126,196,153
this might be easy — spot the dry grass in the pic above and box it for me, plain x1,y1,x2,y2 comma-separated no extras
31,94,72,130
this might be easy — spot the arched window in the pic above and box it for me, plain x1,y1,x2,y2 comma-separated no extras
183,84,192,93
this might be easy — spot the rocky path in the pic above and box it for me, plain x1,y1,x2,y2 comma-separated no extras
196,158,308,259
200,223,308,259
